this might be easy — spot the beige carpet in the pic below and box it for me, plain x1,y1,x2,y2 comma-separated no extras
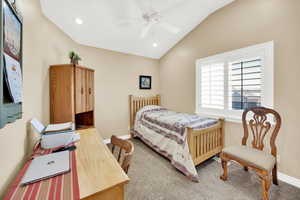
125,138,300,200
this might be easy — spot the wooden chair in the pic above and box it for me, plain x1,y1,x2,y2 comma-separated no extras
220,107,281,200
110,135,134,174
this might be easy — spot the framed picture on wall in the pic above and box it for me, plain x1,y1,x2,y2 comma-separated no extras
139,75,151,90
3,0,21,61
2,0,22,103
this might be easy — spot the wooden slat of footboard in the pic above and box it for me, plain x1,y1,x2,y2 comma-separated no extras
212,131,215,150
213,130,216,149
197,136,199,157
209,132,212,151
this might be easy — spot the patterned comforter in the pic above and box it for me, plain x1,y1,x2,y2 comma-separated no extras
131,105,218,182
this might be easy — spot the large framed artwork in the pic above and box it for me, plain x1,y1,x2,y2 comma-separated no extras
3,0,21,61
0,0,23,128
139,75,151,90
3,0,22,103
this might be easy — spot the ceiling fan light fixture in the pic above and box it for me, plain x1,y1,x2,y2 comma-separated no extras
75,18,83,25
153,43,158,47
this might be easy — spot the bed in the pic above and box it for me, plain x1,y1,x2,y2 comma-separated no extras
129,95,224,181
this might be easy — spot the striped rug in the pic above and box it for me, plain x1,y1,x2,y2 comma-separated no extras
4,145,80,200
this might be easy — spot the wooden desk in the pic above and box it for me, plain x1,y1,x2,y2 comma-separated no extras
76,128,129,200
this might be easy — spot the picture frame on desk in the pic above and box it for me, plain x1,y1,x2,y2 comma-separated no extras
0,0,23,128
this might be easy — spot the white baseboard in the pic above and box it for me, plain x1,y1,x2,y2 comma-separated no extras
103,134,131,144
212,157,300,188
278,172,300,188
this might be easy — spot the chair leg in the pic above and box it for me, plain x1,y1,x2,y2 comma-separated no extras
244,166,249,171
261,176,271,200
220,158,228,181
259,172,271,200
130,132,135,139
272,164,278,185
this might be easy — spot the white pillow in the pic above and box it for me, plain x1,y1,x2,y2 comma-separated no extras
139,105,162,112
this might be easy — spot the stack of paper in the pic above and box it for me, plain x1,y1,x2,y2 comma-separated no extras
41,131,80,149
44,122,73,134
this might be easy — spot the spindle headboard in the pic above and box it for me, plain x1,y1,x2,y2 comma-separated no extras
129,95,161,130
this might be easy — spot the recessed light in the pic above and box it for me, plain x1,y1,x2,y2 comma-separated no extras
75,18,83,25
153,43,158,47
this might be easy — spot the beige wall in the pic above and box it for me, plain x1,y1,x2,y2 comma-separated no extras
75,46,159,138
160,0,300,179
0,0,159,197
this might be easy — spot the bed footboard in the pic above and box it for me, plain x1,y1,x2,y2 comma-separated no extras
187,119,225,166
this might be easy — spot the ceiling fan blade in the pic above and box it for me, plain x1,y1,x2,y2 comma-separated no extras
159,22,180,34
140,23,154,38
109,0,138,23
132,0,149,13
159,0,187,16
116,18,141,26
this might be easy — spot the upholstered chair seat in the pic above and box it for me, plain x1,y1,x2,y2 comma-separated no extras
223,145,276,171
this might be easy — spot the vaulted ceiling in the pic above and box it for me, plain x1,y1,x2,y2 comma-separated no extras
40,0,234,59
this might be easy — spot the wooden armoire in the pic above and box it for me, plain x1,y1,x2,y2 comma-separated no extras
50,64,94,129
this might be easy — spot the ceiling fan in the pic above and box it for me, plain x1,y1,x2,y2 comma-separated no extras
117,0,184,39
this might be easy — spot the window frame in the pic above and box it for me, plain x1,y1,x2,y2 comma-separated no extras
195,41,274,123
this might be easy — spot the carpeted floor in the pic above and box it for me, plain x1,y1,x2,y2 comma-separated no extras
125,138,300,200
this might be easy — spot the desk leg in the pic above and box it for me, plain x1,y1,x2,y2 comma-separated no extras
82,184,125,200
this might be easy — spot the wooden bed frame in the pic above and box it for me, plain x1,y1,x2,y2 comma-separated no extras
129,95,225,166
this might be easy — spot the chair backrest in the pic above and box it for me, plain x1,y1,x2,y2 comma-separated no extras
110,135,134,174
242,107,281,157
30,118,45,134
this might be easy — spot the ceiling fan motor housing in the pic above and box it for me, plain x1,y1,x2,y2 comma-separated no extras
142,11,162,23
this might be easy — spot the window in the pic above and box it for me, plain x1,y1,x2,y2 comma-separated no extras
196,41,274,122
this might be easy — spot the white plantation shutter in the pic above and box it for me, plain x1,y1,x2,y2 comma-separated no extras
196,41,274,121
200,63,224,109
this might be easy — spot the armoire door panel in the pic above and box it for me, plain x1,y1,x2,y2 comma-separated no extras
75,67,87,114
90,71,94,111
86,70,94,112
81,69,87,113
50,65,75,123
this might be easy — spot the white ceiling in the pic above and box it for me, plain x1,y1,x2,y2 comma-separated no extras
40,0,234,59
